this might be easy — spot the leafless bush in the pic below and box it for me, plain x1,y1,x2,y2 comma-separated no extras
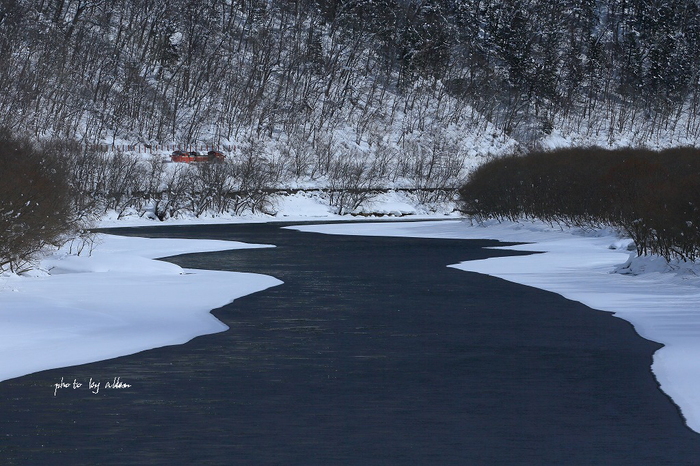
0,131,76,272
103,152,144,219
400,136,465,206
152,163,190,221
460,147,700,260
228,140,277,215
42,139,106,225
135,157,189,221
326,148,384,214
279,134,315,180
185,160,236,216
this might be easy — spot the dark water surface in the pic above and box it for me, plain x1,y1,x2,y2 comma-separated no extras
1,221,699,465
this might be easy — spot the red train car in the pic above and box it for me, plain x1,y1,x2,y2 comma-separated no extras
170,150,226,163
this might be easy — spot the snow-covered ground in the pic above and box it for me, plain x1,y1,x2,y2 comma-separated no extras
288,220,700,434
0,235,282,383
97,190,461,228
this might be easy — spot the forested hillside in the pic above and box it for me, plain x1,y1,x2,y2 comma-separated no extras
2,0,700,267
2,0,700,150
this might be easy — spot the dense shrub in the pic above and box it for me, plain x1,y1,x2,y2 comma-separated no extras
0,131,76,272
459,147,700,260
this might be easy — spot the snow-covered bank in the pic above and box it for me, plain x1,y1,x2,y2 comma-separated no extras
1,190,451,385
0,235,282,383
288,220,700,434
96,190,461,229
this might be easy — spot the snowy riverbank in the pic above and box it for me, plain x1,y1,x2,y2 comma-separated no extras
0,234,282,383
288,220,700,434
0,191,447,384
3,211,700,435
96,190,462,228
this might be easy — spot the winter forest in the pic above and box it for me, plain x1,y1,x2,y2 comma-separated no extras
2,0,700,146
3,0,700,269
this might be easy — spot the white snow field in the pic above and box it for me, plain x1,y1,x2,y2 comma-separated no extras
288,219,700,434
0,235,282,383
96,190,462,229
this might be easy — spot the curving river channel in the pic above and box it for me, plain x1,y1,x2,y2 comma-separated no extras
1,221,699,464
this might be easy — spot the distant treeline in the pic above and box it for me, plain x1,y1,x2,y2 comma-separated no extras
459,148,700,260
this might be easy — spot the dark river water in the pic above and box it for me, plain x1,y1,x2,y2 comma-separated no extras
1,221,699,465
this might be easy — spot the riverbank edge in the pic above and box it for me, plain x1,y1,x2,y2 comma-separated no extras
287,219,700,434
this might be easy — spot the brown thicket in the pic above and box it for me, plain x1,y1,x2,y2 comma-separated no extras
0,131,76,272
459,147,700,260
